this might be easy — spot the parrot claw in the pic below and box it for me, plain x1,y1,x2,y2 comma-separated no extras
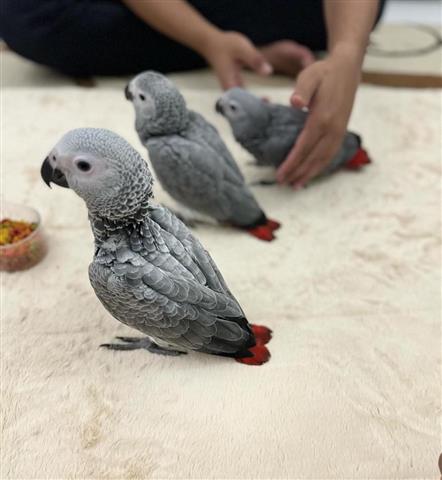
100,337,187,356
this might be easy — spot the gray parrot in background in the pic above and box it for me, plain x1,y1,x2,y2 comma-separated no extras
40,128,272,365
216,87,371,176
125,71,280,242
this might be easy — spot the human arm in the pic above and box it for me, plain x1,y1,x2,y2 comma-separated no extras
122,0,272,88
276,0,379,187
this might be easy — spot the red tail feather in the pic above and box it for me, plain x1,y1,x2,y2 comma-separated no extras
236,345,270,366
245,218,281,241
251,324,273,345
246,225,275,242
345,147,371,170
266,219,281,232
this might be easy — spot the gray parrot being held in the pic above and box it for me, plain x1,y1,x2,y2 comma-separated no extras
40,128,272,365
216,87,371,177
125,71,280,242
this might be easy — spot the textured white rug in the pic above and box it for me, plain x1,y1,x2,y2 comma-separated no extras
1,52,441,479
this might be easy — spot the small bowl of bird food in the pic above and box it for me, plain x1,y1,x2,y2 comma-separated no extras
0,202,48,272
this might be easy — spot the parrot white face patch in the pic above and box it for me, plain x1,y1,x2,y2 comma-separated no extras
128,79,157,121
133,91,156,118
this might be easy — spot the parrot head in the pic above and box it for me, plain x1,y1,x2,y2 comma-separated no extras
41,128,154,220
215,87,270,140
125,71,189,139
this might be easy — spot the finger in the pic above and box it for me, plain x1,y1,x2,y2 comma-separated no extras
290,137,337,188
288,42,316,68
291,159,325,190
290,63,323,109
240,43,273,76
217,63,244,89
284,150,318,186
276,126,323,183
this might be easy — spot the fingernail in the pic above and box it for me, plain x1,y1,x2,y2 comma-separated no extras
261,62,273,75
291,94,305,109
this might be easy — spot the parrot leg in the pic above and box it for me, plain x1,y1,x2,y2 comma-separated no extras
100,336,187,356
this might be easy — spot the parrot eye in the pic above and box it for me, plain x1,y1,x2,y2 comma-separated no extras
76,160,91,172
139,94,146,101
229,103,237,111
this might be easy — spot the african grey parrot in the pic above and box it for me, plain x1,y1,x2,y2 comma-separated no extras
125,71,280,242
40,128,272,365
216,87,371,175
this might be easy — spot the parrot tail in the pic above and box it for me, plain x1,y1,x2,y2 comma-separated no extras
234,324,272,365
235,345,271,365
345,147,371,170
251,324,273,345
266,219,281,232
245,218,281,242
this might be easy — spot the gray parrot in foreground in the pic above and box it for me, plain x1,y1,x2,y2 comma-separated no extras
216,87,371,177
125,71,280,242
40,128,272,365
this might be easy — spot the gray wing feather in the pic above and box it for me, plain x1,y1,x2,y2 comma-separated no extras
188,111,245,181
147,136,263,227
89,206,252,354
150,205,241,299
262,104,306,167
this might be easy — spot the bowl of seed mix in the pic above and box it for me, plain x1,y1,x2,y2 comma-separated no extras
0,202,48,272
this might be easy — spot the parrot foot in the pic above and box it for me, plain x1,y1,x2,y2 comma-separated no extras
249,179,277,186
100,337,187,356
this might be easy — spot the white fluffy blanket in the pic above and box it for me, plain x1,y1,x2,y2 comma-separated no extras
2,56,440,478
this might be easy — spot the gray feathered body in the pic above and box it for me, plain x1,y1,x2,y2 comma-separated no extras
88,204,254,356
144,111,266,228
221,89,361,173
128,72,267,229
42,127,258,359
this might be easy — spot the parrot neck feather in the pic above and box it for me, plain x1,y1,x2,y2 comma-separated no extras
88,198,151,245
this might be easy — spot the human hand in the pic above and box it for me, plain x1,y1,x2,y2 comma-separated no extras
259,40,315,78
201,31,273,89
276,46,362,188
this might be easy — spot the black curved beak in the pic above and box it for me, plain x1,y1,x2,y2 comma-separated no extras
215,99,224,114
124,84,133,101
40,157,69,188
